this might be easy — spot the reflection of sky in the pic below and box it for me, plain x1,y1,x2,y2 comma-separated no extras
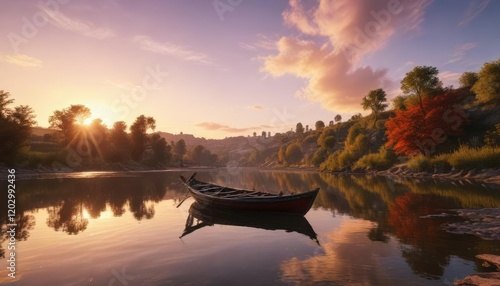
280,216,475,286
1,171,498,285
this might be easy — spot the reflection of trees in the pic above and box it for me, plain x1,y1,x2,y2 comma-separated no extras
0,211,36,258
388,193,455,279
203,170,500,281
46,202,88,235
11,172,174,236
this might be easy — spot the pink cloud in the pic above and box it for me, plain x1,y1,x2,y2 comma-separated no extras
262,0,433,112
263,37,390,112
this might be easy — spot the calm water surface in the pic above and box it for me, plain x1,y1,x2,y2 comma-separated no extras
1,169,499,285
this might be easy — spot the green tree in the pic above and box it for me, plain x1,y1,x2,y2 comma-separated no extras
318,128,336,149
107,121,130,162
173,139,187,166
149,133,171,166
349,113,362,121
48,104,91,145
484,123,500,146
296,122,304,134
459,71,478,87
315,120,325,130
0,91,36,163
471,59,500,104
285,143,302,165
189,144,217,166
392,95,407,110
334,114,342,123
109,121,130,150
130,115,156,161
362,88,388,128
401,66,443,113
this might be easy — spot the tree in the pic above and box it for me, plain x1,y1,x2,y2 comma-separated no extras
471,59,500,104
362,88,388,128
49,104,91,145
109,121,130,150
285,143,302,165
392,95,407,110
334,114,342,123
0,91,36,163
189,144,217,166
173,139,187,167
261,131,266,138
386,90,465,156
148,133,171,166
315,120,325,130
401,66,443,114
459,71,478,87
296,122,304,134
349,113,362,121
130,115,156,161
318,128,336,150
108,121,130,162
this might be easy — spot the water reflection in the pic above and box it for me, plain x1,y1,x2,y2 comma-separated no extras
181,202,319,244
1,169,499,285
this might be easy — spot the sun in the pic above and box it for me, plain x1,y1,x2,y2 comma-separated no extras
83,117,93,126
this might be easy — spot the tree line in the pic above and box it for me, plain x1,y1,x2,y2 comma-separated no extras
0,94,218,168
271,58,500,171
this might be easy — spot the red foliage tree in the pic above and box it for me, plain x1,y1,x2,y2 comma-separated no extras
386,89,468,156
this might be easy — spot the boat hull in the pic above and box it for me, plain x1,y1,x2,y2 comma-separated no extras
180,174,319,215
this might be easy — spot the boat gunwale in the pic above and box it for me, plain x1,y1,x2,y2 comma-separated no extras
185,177,319,202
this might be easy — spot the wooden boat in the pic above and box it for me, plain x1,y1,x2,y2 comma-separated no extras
180,202,319,244
179,173,319,215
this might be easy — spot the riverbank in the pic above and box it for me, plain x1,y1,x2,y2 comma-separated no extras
2,163,500,186
374,165,500,185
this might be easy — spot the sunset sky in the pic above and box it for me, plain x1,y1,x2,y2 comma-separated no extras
1,0,499,139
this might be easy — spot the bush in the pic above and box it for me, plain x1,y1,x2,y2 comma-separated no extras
285,143,302,165
447,145,500,169
407,155,432,172
303,133,319,144
308,148,328,167
354,146,396,170
484,123,500,146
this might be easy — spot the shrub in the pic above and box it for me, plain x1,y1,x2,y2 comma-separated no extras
285,143,302,165
447,145,500,169
407,155,432,172
302,133,319,144
309,148,328,167
354,146,396,170
484,123,500,147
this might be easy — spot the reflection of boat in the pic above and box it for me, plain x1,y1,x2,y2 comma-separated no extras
179,173,319,215
180,202,319,244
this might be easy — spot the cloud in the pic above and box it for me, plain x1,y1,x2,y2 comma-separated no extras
239,34,278,51
133,35,214,65
458,0,490,27
39,5,115,39
282,0,433,59
196,122,270,133
445,42,477,65
263,37,391,112
248,105,264,110
440,71,461,87
2,54,43,67
261,0,433,112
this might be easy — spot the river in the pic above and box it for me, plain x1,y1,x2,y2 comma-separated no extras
1,168,499,285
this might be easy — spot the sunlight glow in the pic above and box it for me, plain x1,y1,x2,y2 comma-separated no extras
83,118,93,126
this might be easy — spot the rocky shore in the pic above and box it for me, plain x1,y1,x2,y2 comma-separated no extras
454,254,500,286
374,166,500,186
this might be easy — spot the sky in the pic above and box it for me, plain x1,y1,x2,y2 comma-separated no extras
1,0,499,139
